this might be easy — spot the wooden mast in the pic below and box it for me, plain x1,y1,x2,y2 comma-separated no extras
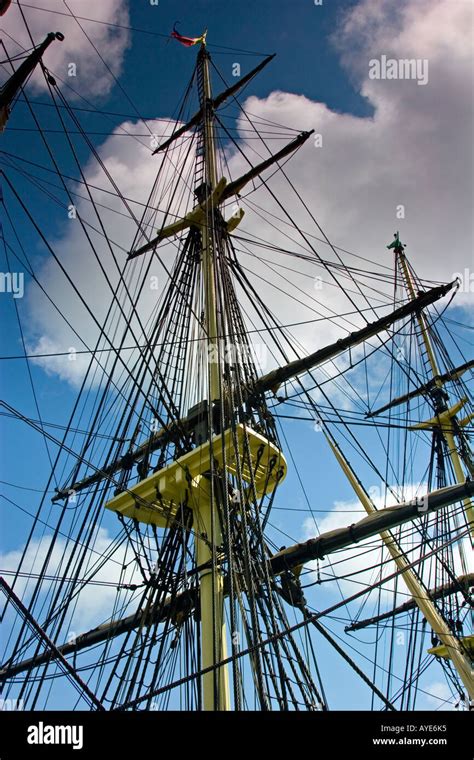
390,232,474,540
195,39,230,711
319,235,474,699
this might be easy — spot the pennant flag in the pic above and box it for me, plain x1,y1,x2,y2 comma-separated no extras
171,23,206,48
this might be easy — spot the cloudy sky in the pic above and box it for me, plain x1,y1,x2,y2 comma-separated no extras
2,0,472,387
1,0,472,711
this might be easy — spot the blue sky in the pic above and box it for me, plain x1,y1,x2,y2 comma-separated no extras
0,0,472,711
123,0,370,117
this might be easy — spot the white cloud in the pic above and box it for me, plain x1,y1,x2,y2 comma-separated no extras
302,481,432,602
21,116,203,396
17,0,472,396
301,477,472,630
424,680,457,710
2,0,130,97
0,526,142,634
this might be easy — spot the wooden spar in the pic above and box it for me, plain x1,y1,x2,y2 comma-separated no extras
320,430,474,699
392,235,474,538
0,32,63,130
269,481,474,572
219,131,313,201
366,359,474,418
255,281,457,394
151,54,275,155
128,132,312,261
51,281,457,503
3,480,472,682
345,573,474,632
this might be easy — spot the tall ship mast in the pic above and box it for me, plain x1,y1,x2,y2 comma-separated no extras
0,16,472,713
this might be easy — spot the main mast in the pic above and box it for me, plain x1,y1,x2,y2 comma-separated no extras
195,40,230,711
5,27,470,711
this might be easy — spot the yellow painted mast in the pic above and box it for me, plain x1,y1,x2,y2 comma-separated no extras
320,234,474,699
101,37,472,706
325,431,474,699
390,233,474,541
195,39,230,711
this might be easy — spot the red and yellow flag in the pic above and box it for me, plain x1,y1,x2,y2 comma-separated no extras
171,24,207,48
